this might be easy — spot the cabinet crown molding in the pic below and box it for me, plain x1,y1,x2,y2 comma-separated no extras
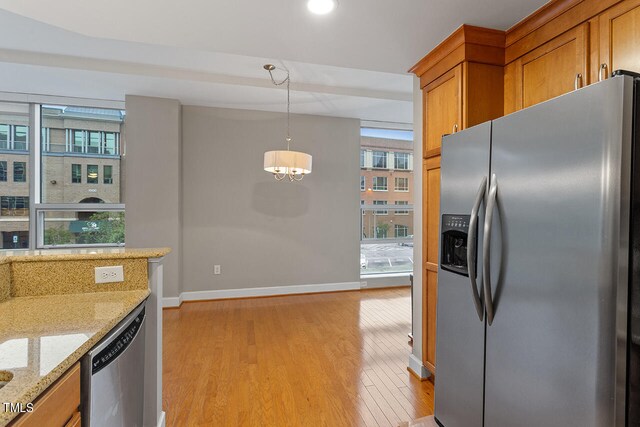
409,24,505,77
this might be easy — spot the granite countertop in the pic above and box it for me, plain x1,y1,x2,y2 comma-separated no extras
0,290,150,426
0,247,170,265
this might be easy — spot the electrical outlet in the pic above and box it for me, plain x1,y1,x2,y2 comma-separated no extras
361,281,368,288
95,266,125,284
214,265,221,275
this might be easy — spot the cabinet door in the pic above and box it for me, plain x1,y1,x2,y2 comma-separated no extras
423,155,440,373
12,363,80,427
513,24,588,110
599,0,640,80
423,65,462,157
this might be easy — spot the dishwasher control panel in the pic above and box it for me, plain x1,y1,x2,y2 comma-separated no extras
92,307,146,374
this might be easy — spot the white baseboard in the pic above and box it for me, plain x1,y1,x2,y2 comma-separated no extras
157,411,166,427
408,353,431,380
162,295,183,308
163,281,360,307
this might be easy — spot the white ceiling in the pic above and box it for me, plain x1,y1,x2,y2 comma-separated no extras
0,0,548,123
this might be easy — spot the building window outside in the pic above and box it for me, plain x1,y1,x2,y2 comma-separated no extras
73,130,85,153
87,165,98,184
71,164,82,183
41,127,50,152
375,224,388,239
373,176,387,191
13,162,26,183
103,133,118,155
361,200,365,215
372,151,387,169
0,124,7,150
394,152,409,170
104,165,113,184
395,177,409,192
0,124,28,151
395,224,409,237
88,131,101,154
360,176,365,191
1,196,29,216
373,200,387,215
395,200,409,215
360,150,366,168
0,161,6,182
70,130,120,155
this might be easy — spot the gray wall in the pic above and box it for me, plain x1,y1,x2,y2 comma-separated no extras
181,106,360,293
124,95,183,298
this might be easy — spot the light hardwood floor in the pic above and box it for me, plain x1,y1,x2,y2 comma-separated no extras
163,287,434,426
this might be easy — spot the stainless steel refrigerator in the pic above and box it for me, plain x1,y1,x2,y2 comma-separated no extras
435,71,640,426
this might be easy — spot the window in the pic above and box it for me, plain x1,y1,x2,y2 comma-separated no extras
88,131,101,154
68,129,120,156
0,102,30,248
1,196,29,216
0,124,7,149
87,165,98,184
13,126,27,151
41,127,50,152
103,133,118,155
0,124,28,151
373,200,387,215
104,165,113,184
361,200,365,215
372,176,387,191
360,150,366,168
13,162,26,183
394,152,409,170
395,201,409,215
395,224,409,237
73,130,85,153
375,224,388,239
71,164,82,183
395,177,409,192
372,151,387,169
360,176,365,191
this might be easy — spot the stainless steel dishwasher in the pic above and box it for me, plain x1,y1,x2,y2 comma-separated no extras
81,301,146,427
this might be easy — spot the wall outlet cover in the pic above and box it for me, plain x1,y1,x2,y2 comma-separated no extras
95,266,125,284
214,265,221,275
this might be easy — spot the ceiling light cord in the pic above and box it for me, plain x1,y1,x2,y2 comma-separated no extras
266,66,291,150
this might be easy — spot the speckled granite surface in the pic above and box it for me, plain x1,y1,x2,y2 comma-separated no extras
0,290,149,426
0,247,169,263
11,258,148,297
0,264,9,303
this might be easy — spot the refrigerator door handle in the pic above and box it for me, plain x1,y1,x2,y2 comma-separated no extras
483,174,498,325
467,176,487,321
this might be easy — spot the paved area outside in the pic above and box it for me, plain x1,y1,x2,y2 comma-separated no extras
361,242,413,274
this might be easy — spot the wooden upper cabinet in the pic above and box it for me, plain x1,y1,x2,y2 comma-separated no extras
424,65,462,155
505,23,588,113
599,0,640,79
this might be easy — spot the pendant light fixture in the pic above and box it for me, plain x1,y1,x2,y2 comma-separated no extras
263,64,312,181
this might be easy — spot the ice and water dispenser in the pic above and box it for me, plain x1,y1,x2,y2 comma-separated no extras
440,214,475,277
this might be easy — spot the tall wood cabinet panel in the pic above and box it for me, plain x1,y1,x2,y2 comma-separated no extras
599,0,640,79
423,156,441,373
424,65,462,156
507,23,588,113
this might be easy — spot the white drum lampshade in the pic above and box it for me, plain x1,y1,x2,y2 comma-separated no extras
264,150,312,178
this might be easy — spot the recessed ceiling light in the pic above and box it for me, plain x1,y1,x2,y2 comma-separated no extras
307,0,337,15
